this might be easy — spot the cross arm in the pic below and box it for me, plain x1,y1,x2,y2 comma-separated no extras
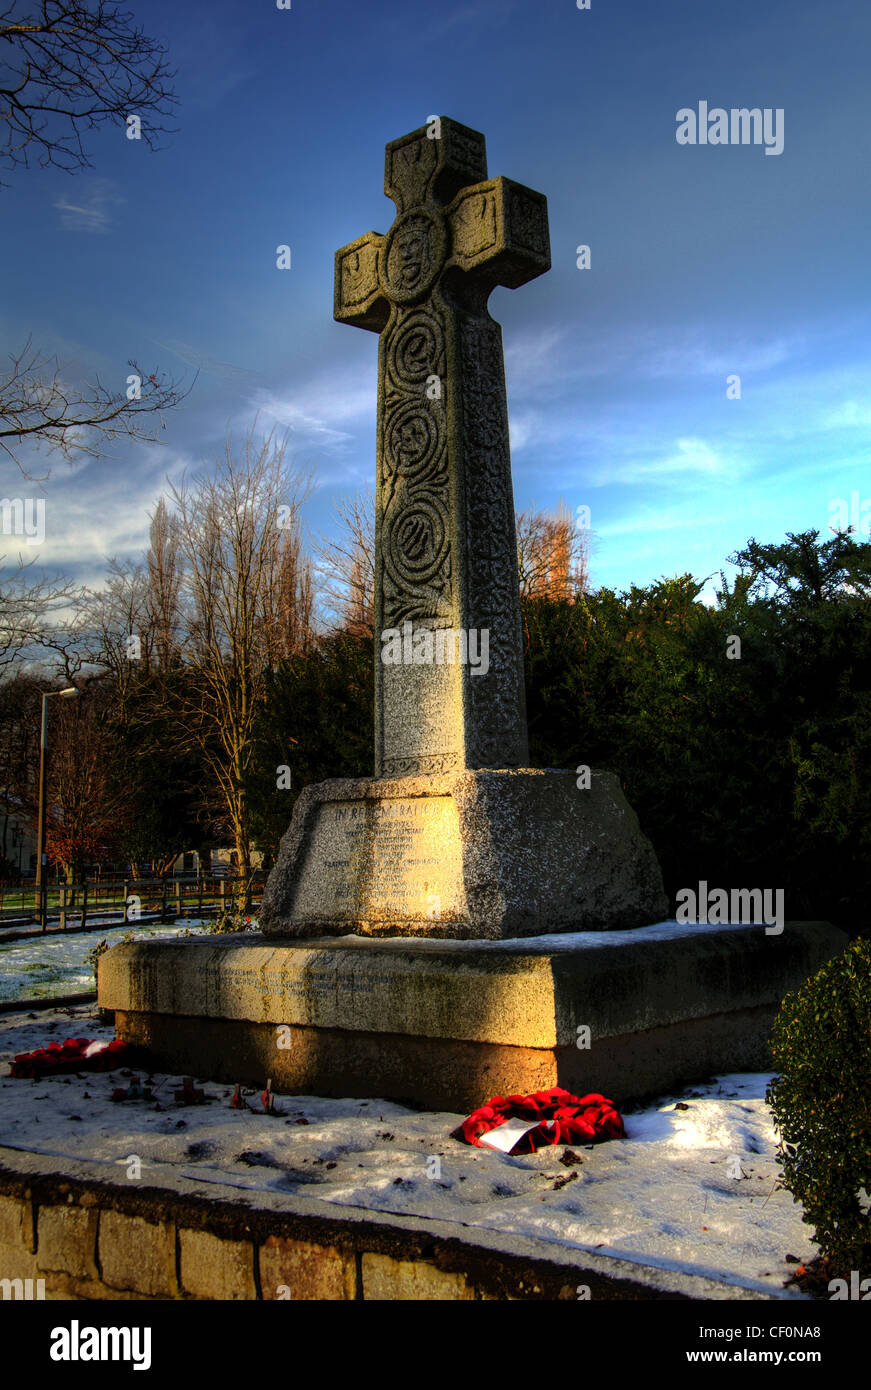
334,231,389,332
446,176,550,292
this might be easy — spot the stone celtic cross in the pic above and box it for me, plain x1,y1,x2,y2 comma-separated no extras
335,117,550,777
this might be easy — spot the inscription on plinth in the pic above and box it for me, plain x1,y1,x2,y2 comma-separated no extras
292,796,467,924
197,963,395,1003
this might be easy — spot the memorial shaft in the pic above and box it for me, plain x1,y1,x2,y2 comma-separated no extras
335,118,550,776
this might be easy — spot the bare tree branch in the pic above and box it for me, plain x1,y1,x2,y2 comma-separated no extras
165,426,314,888
0,549,81,670
313,487,375,638
0,336,193,478
0,0,178,182
516,501,590,600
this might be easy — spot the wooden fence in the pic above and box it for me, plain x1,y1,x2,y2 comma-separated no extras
0,875,265,931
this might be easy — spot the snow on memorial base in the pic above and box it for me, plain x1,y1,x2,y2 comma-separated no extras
98,920,845,1113
0,1009,834,1300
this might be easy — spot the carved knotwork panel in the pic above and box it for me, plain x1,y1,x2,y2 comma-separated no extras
460,314,527,768
508,184,549,258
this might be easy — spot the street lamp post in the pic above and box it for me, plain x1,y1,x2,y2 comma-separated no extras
35,687,79,931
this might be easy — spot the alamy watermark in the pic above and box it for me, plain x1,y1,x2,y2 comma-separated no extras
381,621,489,676
0,497,45,545
50,1321,151,1369
829,491,871,536
1,1276,45,1300
829,1271,871,1300
676,103,784,156
675,882,784,935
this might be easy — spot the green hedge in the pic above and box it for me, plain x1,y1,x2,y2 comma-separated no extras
767,938,871,1277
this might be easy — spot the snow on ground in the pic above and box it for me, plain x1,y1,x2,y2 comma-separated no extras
0,923,210,1002
0,1006,814,1296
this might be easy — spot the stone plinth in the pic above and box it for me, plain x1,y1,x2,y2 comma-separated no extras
258,769,667,939
99,920,846,1112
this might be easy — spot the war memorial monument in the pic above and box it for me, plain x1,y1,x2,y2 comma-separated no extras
99,120,844,1111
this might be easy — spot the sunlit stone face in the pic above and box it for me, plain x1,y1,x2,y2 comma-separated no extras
291,796,466,930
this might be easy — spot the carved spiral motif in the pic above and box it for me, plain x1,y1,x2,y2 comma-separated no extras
384,401,444,484
386,310,442,391
383,495,449,590
380,301,451,628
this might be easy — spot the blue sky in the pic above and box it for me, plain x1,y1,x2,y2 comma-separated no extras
2,0,870,601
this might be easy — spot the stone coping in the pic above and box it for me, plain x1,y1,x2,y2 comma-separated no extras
98,921,845,1051
106,917,831,956
0,1146,806,1302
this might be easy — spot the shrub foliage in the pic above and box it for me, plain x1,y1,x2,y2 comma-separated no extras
767,938,871,1277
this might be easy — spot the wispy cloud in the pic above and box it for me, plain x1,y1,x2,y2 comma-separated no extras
504,324,572,389
599,509,728,540
616,436,732,482
422,0,521,38
243,363,374,451
509,415,533,452
639,329,804,380
153,338,260,384
4,445,193,582
54,179,125,234
823,399,871,429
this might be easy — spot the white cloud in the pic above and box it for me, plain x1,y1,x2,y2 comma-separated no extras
22,446,193,575
505,325,570,375
642,436,727,476
509,412,534,452
54,179,125,234
589,437,739,487
598,509,725,539
242,363,375,451
640,329,803,380
823,400,871,429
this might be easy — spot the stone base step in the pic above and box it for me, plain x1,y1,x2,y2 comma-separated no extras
99,919,845,1111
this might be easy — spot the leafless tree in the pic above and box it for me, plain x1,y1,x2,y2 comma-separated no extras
0,337,191,479
0,670,38,872
36,680,127,881
516,501,590,600
145,496,183,670
0,551,80,671
167,427,313,892
1,5,186,474
314,488,375,638
78,556,149,709
77,506,185,682
0,0,177,181
0,667,123,883
266,513,314,663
